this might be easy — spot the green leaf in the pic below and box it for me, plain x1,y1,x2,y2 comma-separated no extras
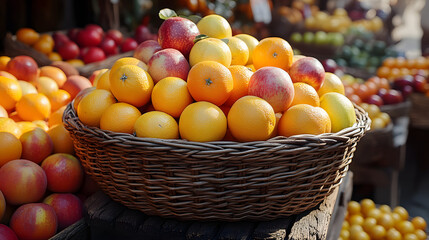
182,15,202,24
159,8,178,20
194,34,209,43
220,38,229,44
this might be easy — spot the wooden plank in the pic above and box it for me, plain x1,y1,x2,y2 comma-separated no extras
89,199,126,229
114,207,148,234
251,218,294,240
216,221,256,240
84,191,112,220
138,216,166,239
158,219,191,240
50,219,90,240
186,221,220,240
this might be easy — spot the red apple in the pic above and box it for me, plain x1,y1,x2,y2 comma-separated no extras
289,57,325,91
10,203,57,240
393,75,414,91
52,32,70,50
133,40,162,64
41,153,84,193
67,28,80,42
43,193,83,231
58,41,80,60
85,24,104,36
88,69,103,84
413,75,427,93
77,28,102,47
401,85,413,99
81,47,106,64
121,37,138,52
73,86,96,111
321,59,338,73
0,224,18,240
147,48,190,83
382,89,403,105
377,88,388,99
158,17,200,57
0,191,4,220
106,29,123,46
61,75,92,99
99,37,118,56
364,94,384,106
248,67,295,112
0,159,47,205
20,128,53,164
6,56,38,82
134,25,153,44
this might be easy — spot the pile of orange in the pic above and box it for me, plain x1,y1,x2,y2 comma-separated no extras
377,57,429,80
75,14,358,143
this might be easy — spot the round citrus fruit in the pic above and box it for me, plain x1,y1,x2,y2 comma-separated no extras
252,37,294,71
16,28,40,45
109,57,147,81
109,65,153,107
47,123,74,154
224,65,253,107
48,52,62,62
234,34,259,65
100,103,141,134
197,14,232,39
0,56,11,71
278,104,331,137
33,36,54,55
179,101,227,142
77,89,116,127
95,70,110,90
320,92,356,132
16,93,51,121
92,68,109,87
223,37,249,66
0,117,22,138
290,82,320,107
187,61,233,106
411,216,427,231
32,120,49,131
16,121,37,134
48,89,71,112
48,106,66,127
227,96,276,141
0,76,22,111
0,132,22,167
317,72,345,97
18,80,37,96
39,66,67,88
134,111,179,139
151,77,193,118
35,76,59,96
189,38,232,67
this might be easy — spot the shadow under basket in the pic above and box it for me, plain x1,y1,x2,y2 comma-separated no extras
63,103,370,221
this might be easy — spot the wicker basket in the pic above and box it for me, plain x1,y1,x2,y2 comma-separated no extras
63,103,370,221
410,93,429,129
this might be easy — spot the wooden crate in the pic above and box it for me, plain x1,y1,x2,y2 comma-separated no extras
50,219,90,240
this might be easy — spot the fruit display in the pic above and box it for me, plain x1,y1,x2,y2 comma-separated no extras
377,56,429,81
340,199,427,240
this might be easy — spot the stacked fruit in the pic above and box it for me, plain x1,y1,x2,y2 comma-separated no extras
340,199,427,240
74,10,358,143
290,31,345,48
0,56,97,239
377,57,429,81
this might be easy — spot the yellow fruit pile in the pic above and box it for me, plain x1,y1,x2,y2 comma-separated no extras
341,199,427,240
76,14,358,142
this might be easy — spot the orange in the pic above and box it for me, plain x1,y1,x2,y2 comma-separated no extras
109,65,153,107
290,82,320,108
227,96,276,141
151,77,193,118
223,37,249,65
92,69,109,87
33,34,54,55
8,112,22,122
134,111,179,139
246,64,256,72
278,104,331,137
187,61,233,106
224,65,253,107
0,117,22,138
48,106,66,127
0,132,22,167
179,101,227,142
0,105,7,118
35,76,59,96
48,89,71,112
39,66,67,88
100,103,141,134
0,76,22,111
18,80,37,96
16,121,37,134
235,34,259,65
48,52,62,62
16,28,40,45
317,72,345,97
189,38,232,67
197,14,232,39
47,123,74,154
95,70,110,90
382,57,395,68
109,57,148,81
32,120,49,131
252,37,294,71
16,93,51,121
0,56,11,71
411,216,427,231
66,59,85,67
77,89,116,127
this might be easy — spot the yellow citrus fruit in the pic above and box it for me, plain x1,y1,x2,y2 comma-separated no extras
92,68,109,87
151,77,193,118
317,72,345,97
378,213,394,229
77,89,117,127
367,208,382,221
360,198,376,216
290,82,320,108
48,89,71,112
411,216,427,231
100,103,141,134
0,117,22,138
235,34,259,65
16,93,51,121
16,28,40,45
246,64,256,72
0,132,22,167
16,121,37,134
349,215,364,225
397,221,415,235
0,56,11,71
35,76,59,96
224,65,253,107
95,70,110,90
47,123,74,154
134,111,179,139
189,38,232,67
320,92,356,132
227,96,276,141
252,37,294,71
48,52,62,62
0,105,7,118
109,65,153,107
0,76,22,111
379,204,392,213
32,120,49,131
293,55,306,63
179,101,227,142
48,106,66,127
109,57,148,80
197,14,232,39
278,104,331,137
222,37,249,66
18,80,37,96
66,59,85,67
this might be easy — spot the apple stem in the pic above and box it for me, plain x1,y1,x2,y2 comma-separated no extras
205,78,213,86
120,73,127,82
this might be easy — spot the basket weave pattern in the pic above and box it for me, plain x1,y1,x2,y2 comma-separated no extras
63,103,369,221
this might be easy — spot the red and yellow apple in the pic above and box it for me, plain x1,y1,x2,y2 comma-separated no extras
289,57,325,91
0,71,17,80
0,224,18,240
43,193,83,231
158,17,200,57
147,48,190,84
0,159,47,205
73,86,96,111
61,75,92,99
133,40,162,64
6,56,39,83
20,128,53,164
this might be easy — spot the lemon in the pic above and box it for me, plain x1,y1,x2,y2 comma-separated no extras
320,92,356,132
189,38,231,67
317,72,345,97
234,34,259,65
222,37,249,66
197,14,232,39
134,111,179,139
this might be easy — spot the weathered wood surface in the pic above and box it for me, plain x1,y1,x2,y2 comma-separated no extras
82,173,352,240
49,219,90,240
